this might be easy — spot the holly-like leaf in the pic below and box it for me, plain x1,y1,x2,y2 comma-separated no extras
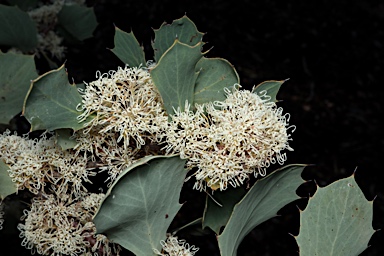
93,155,187,255
252,79,288,102
295,174,375,256
22,64,89,131
203,187,246,234
194,57,239,106
57,4,97,42
150,40,203,115
218,164,306,256
55,128,77,150
152,15,204,62
0,160,17,200
0,52,38,124
110,27,146,67
0,4,37,52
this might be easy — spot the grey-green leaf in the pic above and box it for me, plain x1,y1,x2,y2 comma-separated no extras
5,0,38,11
111,27,146,67
0,160,17,200
152,15,204,62
295,174,375,256
0,4,37,52
252,79,288,102
0,52,38,124
57,4,97,41
194,57,239,106
150,40,203,115
218,164,306,256
22,64,88,131
55,128,77,150
203,187,246,234
93,155,187,256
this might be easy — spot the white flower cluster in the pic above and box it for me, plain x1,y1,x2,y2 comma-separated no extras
0,130,95,196
76,65,294,191
27,0,66,59
165,86,294,190
0,130,123,255
77,65,168,149
17,190,119,256
75,65,168,185
153,235,199,256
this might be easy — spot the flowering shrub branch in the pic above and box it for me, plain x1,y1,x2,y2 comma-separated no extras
0,10,376,256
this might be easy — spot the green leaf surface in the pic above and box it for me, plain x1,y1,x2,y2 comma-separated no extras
295,174,375,256
0,52,38,124
5,0,38,11
0,160,17,200
194,57,239,105
57,4,97,41
218,164,306,256
93,155,187,256
152,15,204,62
252,79,288,102
150,40,203,115
111,27,146,67
203,187,246,234
22,64,88,131
55,128,77,150
0,4,37,52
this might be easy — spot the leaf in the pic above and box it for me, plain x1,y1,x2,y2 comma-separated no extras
55,128,77,150
203,187,246,234
22,64,89,131
0,160,17,200
0,51,38,124
5,0,38,11
217,164,306,256
0,4,37,52
57,4,97,41
252,79,288,102
152,15,204,62
194,57,239,105
150,40,203,115
93,155,187,255
110,27,146,67
295,174,375,256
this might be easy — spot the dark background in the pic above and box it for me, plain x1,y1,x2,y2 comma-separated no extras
1,0,383,255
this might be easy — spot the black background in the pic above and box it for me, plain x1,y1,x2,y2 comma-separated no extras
1,0,383,255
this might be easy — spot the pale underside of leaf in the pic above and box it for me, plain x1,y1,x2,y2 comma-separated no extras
295,175,375,256
93,155,187,256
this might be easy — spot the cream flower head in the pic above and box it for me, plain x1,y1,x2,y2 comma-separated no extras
77,65,168,149
153,235,199,256
165,85,294,191
17,190,119,256
0,130,95,196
